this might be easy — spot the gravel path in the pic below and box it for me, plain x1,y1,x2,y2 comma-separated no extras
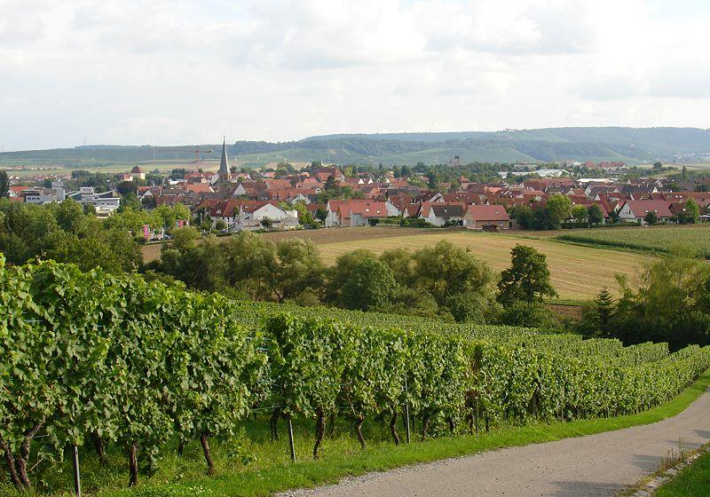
280,388,710,497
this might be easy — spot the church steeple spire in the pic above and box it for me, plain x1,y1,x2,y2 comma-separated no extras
218,138,229,182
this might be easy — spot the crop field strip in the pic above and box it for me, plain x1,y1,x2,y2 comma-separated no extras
557,225,710,259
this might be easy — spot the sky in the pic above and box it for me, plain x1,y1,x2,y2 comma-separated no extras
1,0,710,151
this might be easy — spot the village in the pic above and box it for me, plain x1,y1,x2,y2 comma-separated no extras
4,140,709,237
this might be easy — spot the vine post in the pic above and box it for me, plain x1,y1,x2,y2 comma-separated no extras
404,376,411,444
72,444,82,497
287,416,296,462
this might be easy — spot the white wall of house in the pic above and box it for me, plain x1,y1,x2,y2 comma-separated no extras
618,203,641,222
422,209,445,226
251,203,286,221
466,219,508,230
237,204,299,231
24,192,59,204
325,202,340,228
350,213,367,227
290,194,310,204
385,200,401,217
211,215,237,229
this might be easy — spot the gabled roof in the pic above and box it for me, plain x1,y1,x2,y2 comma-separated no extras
622,200,673,218
264,179,295,190
192,199,241,217
182,183,214,194
236,200,282,214
442,192,483,204
336,200,388,219
465,204,510,222
430,204,465,218
420,202,466,219
403,204,421,217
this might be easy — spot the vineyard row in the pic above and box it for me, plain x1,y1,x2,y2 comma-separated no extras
1,256,709,491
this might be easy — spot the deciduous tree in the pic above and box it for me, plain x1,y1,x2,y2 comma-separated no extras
497,245,557,305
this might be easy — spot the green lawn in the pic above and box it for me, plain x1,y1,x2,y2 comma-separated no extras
4,370,706,497
655,450,710,496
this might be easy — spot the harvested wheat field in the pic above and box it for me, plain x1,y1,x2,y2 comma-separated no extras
311,230,651,302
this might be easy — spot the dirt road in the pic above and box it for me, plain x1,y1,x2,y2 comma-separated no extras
282,388,710,497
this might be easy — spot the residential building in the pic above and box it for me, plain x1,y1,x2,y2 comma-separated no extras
464,205,511,230
618,200,673,224
419,202,466,227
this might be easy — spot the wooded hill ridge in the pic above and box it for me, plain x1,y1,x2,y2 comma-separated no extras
3,127,710,166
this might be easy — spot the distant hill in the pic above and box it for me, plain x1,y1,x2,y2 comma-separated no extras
2,127,710,168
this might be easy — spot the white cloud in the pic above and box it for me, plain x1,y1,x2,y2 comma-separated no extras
0,0,709,150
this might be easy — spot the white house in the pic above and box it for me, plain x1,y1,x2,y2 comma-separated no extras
419,202,466,227
237,202,299,231
618,200,673,224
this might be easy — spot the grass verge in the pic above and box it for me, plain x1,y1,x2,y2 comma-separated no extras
92,369,710,497
655,449,710,496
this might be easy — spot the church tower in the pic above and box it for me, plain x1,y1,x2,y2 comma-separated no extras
218,138,230,184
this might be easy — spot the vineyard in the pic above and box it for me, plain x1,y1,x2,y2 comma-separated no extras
557,225,710,259
2,256,710,496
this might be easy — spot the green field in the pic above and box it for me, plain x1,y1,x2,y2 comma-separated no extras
558,225,710,259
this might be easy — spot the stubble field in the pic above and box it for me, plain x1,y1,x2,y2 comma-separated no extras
294,229,651,301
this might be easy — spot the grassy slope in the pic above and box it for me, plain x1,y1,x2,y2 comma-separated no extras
655,450,710,496
93,369,710,497
6,127,710,166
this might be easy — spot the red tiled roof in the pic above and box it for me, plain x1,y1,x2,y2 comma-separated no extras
420,202,466,218
337,201,388,219
182,183,213,194
465,204,510,222
193,199,242,217
622,200,673,218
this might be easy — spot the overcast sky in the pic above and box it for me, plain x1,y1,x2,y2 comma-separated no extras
1,0,710,151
